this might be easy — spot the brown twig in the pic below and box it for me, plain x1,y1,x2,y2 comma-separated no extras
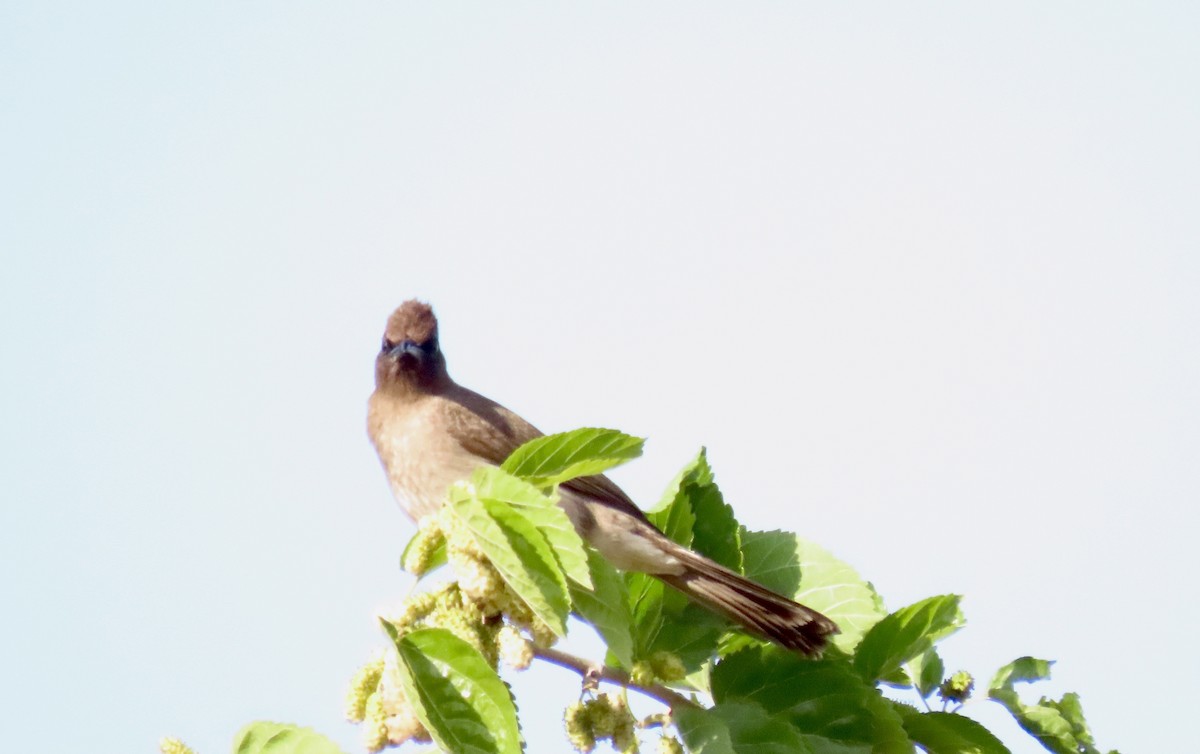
532,645,699,711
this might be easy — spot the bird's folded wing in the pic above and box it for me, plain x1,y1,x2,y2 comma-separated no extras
440,386,650,523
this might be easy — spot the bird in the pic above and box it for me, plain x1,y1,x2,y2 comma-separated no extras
367,299,838,655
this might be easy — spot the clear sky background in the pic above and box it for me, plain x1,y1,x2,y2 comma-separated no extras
2,3,1196,752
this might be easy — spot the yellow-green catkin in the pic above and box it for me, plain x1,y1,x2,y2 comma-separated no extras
344,652,386,722
158,737,197,754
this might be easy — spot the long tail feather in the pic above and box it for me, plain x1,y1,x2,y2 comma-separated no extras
657,548,838,656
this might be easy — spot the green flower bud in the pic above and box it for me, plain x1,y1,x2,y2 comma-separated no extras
939,670,975,704
657,735,684,754
630,661,656,687
648,651,686,683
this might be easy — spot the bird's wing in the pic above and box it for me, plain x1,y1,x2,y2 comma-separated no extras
440,386,650,523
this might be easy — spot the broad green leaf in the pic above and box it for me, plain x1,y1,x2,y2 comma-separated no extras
232,722,345,754
569,550,634,667
677,701,815,754
385,626,522,754
674,704,736,754
646,603,727,672
448,483,570,636
500,427,643,487
892,705,1011,754
906,647,945,699
472,466,591,588
741,530,886,652
853,595,964,684
987,658,1115,754
712,647,912,754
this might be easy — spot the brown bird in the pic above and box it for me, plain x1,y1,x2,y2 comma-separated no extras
367,300,838,654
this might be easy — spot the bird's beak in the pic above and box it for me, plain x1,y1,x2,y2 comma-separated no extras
388,340,424,365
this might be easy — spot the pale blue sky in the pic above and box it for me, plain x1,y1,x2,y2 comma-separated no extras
2,3,1196,752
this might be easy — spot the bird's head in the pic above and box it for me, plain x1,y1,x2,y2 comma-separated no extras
375,299,447,392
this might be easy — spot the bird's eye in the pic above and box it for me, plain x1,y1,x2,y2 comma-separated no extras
381,336,395,353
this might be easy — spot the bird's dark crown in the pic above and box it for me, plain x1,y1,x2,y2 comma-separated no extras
376,299,446,390
382,299,438,351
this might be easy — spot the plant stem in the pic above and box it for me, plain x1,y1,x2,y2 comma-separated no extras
533,646,699,711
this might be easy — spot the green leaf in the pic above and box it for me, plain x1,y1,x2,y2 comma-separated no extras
500,427,644,487
987,658,1114,754
232,722,345,754
569,550,635,667
988,656,1053,691
472,466,591,589
385,626,522,754
676,701,815,754
674,704,736,754
649,446,715,514
853,595,964,684
627,571,665,656
646,603,727,672
712,647,912,754
448,483,570,636
741,530,886,652
906,647,945,699
680,451,742,573
892,705,1011,754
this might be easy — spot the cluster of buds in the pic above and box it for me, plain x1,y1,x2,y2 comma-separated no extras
347,505,559,750
345,649,432,751
564,693,639,753
938,670,975,704
408,507,558,650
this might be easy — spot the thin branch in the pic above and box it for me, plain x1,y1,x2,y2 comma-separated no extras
533,646,699,711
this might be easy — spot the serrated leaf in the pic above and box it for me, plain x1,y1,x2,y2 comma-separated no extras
385,626,522,754
683,452,742,573
500,427,643,487
570,550,635,667
649,446,715,514
232,722,345,754
448,483,570,636
472,466,591,588
906,647,945,699
987,658,1113,754
892,705,1012,754
853,595,964,684
648,481,697,548
676,701,815,754
712,647,912,754
741,530,885,652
